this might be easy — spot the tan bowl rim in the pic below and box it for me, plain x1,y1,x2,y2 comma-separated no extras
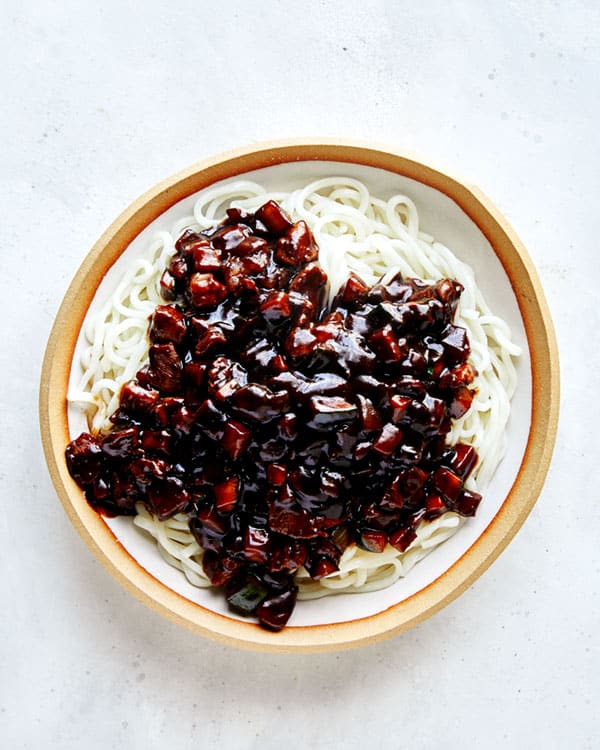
39,138,559,653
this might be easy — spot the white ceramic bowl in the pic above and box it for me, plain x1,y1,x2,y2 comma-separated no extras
40,140,559,651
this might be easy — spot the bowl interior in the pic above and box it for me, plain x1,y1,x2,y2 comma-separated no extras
66,159,531,629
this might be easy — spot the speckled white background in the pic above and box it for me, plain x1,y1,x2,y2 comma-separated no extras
1,1,598,748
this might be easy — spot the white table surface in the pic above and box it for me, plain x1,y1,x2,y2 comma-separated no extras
2,1,598,748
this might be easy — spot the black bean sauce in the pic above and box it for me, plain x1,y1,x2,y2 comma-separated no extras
66,200,481,631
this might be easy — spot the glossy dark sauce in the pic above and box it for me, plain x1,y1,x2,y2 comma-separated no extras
66,200,481,631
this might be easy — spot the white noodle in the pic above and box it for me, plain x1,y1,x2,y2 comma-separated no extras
69,177,521,600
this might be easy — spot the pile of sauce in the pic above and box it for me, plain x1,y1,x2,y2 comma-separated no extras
66,200,481,631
